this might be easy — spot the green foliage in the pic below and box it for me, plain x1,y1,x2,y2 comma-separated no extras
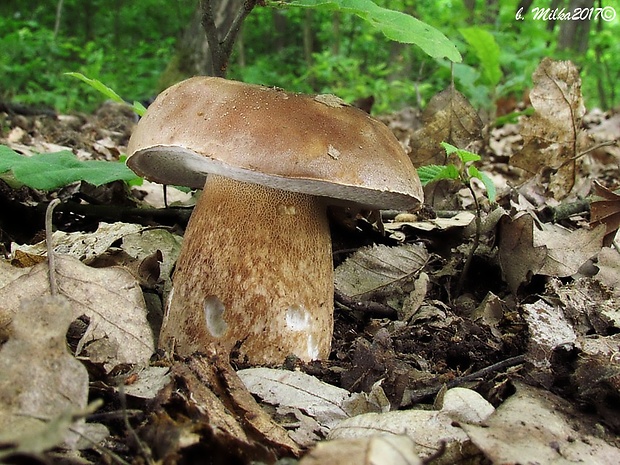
458,27,501,88
0,145,141,190
1,0,619,115
281,0,461,62
418,142,496,203
0,7,183,112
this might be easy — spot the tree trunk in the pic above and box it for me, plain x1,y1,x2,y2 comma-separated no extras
159,0,244,89
558,0,594,53
53,0,64,39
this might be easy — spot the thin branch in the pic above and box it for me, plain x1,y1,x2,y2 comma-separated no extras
220,0,259,65
455,184,481,296
404,354,526,405
200,0,224,76
46,199,61,295
201,0,259,77
334,289,398,319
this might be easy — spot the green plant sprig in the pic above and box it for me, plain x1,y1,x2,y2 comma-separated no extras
417,142,497,296
65,72,147,116
417,142,496,203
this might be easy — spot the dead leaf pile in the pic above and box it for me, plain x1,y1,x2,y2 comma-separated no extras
1,56,620,464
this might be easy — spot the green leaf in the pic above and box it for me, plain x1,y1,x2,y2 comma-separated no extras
417,164,459,186
440,142,481,163
0,145,141,190
281,0,461,62
65,72,146,116
458,27,501,87
468,165,496,203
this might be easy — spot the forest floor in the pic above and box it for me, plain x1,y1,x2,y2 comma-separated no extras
1,64,620,464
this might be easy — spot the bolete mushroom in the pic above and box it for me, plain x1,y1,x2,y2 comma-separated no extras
127,77,423,365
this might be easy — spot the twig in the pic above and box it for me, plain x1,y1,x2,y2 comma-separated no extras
201,0,259,77
45,199,61,295
219,0,258,67
538,198,590,223
200,0,222,76
36,201,193,226
455,184,481,296
404,354,526,405
334,289,398,319
118,383,155,465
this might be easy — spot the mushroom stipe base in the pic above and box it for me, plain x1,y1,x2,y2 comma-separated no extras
160,174,334,364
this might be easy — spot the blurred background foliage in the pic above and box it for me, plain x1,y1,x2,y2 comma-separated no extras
0,0,618,116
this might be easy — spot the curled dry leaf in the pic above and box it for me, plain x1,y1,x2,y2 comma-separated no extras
590,181,620,246
384,210,475,233
499,213,605,293
0,255,154,371
0,296,89,447
461,382,620,464
510,58,587,199
408,87,483,167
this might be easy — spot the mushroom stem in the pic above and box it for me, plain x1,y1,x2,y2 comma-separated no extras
160,174,334,364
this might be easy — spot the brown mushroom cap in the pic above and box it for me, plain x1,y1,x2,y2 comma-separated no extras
127,76,423,210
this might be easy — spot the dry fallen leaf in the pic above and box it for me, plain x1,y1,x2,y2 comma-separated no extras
408,87,483,167
0,255,154,371
522,299,577,387
238,368,384,436
328,387,494,463
510,58,587,199
147,352,301,463
461,382,620,464
12,222,143,262
593,246,620,294
384,211,475,233
335,243,428,301
299,435,422,465
590,181,620,246
499,213,605,293
0,296,89,447
573,334,620,432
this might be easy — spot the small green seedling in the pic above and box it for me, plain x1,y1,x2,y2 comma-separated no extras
65,72,147,117
417,141,496,203
417,142,496,295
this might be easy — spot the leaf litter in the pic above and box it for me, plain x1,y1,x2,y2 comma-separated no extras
0,57,620,463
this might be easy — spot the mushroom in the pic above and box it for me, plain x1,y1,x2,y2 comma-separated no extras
127,77,423,365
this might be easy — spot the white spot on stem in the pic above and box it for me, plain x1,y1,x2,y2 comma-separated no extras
204,295,228,338
286,306,310,331
307,334,319,360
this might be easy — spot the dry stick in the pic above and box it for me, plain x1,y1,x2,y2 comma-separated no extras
455,184,481,297
405,354,526,405
45,198,61,295
334,289,398,319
